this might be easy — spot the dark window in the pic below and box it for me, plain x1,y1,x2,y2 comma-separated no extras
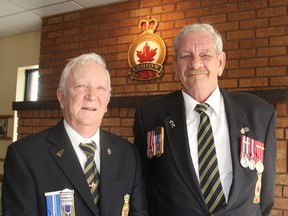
24,69,39,101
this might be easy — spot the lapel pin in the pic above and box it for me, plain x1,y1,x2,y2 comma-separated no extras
169,120,176,128
241,127,250,134
56,149,64,158
107,148,112,155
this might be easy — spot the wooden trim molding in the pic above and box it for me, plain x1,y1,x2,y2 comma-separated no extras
12,89,288,111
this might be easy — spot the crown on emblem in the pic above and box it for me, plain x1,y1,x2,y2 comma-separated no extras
138,15,158,33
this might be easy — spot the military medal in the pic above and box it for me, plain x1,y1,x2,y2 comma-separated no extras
147,131,154,159
240,155,249,168
255,141,265,173
45,191,61,216
121,193,130,216
248,139,256,170
240,135,250,168
60,189,76,216
256,160,264,173
147,126,164,159
45,189,75,216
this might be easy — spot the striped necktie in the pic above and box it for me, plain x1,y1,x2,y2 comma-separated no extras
79,142,100,210
195,103,225,214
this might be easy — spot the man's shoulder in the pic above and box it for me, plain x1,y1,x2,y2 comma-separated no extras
9,122,61,151
222,89,274,112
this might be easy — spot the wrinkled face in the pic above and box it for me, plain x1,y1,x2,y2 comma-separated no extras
57,60,110,133
174,31,226,96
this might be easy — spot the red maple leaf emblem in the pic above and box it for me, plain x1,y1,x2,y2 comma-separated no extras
136,42,157,63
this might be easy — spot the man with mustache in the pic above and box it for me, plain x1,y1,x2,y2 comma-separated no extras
133,23,276,216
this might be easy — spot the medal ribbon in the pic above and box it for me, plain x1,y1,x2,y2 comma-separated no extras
250,139,255,162
255,141,264,162
240,135,250,157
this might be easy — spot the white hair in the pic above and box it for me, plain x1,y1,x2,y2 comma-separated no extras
173,23,223,56
59,53,111,95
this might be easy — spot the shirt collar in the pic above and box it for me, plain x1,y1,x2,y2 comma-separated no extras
63,119,100,151
182,86,221,120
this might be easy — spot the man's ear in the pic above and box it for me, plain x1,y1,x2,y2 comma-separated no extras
57,88,64,109
217,51,226,76
173,55,179,77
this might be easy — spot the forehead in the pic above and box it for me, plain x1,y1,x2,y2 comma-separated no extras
179,31,215,52
69,61,107,80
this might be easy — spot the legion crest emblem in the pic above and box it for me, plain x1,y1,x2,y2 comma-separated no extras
128,16,166,80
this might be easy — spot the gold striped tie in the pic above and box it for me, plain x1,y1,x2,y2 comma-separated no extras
79,142,100,210
195,103,225,214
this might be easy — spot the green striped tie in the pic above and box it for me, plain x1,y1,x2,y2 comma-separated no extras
79,142,100,210
195,103,225,214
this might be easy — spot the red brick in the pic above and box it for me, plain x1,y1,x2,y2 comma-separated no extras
277,117,288,128
239,77,268,87
211,3,238,15
256,27,286,37
284,186,288,197
257,6,287,17
256,67,286,77
186,7,210,18
102,118,121,127
152,4,176,14
240,58,268,68
276,104,288,116
227,69,255,78
274,185,283,197
135,83,159,92
276,141,287,173
228,10,255,21
240,38,268,49
227,29,255,40
219,79,238,89
270,77,288,87
240,18,268,29
271,16,288,26
200,14,227,24
257,46,286,57
239,0,268,11
270,56,288,66
227,49,256,59
176,1,201,10
274,197,288,210
270,36,288,46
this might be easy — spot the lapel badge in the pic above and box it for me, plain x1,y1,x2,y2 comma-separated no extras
240,127,249,134
169,120,176,128
147,126,164,159
56,149,64,158
121,193,130,216
107,148,112,155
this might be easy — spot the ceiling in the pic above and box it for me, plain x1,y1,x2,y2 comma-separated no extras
0,0,125,38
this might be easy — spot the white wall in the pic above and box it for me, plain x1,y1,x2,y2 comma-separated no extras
0,31,41,176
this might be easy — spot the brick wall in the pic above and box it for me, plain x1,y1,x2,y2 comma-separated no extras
15,0,288,214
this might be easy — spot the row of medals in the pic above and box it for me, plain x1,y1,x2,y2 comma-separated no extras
240,155,264,173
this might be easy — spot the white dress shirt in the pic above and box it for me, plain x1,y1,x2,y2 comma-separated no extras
183,87,233,201
63,120,101,174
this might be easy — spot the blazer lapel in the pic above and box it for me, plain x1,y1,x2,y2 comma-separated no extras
98,130,119,216
164,91,207,208
48,120,98,215
221,90,247,207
